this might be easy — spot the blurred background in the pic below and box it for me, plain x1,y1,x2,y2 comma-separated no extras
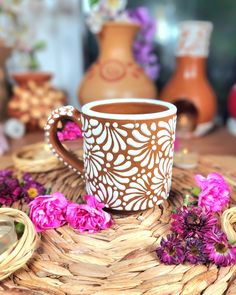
0,0,235,157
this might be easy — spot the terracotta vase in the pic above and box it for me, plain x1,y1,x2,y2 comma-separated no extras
78,22,157,106
0,42,12,121
8,72,66,130
160,21,216,137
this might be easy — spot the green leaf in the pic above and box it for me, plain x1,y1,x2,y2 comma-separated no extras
183,194,191,206
228,240,236,245
45,187,52,195
29,57,39,70
171,206,177,214
89,0,99,6
33,40,46,51
15,222,25,235
191,187,201,197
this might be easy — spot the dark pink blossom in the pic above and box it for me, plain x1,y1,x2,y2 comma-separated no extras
195,173,230,212
66,195,113,233
29,192,68,232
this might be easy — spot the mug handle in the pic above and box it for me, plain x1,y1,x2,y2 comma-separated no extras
45,106,84,175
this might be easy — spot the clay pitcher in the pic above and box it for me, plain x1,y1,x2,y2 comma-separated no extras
78,22,157,106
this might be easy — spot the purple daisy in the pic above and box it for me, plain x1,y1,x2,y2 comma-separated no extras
0,169,23,206
204,226,236,267
171,206,218,238
22,173,45,203
185,237,209,264
156,234,185,265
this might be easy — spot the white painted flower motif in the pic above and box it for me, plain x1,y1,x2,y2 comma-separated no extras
84,144,105,179
127,122,160,169
124,174,163,211
151,157,173,199
157,116,177,157
99,153,138,191
95,183,122,209
91,119,127,153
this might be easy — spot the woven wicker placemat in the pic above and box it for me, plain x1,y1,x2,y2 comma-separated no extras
1,156,236,295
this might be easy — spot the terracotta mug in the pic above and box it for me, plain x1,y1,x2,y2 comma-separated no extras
45,99,177,211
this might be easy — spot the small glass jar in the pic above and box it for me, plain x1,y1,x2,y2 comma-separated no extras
0,215,17,255
174,147,198,169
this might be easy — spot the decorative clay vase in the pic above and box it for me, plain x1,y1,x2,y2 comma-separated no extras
8,72,66,130
160,21,216,137
78,22,157,106
45,99,177,211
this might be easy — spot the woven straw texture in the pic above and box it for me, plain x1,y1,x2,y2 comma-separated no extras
0,208,38,281
1,155,236,295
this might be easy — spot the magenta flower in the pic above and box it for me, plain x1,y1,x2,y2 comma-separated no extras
57,122,82,142
204,226,236,266
66,195,113,233
22,173,46,203
0,170,23,206
29,192,68,232
171,206,218,238
156,234,185,265
185,237,209,264
195,173,230,212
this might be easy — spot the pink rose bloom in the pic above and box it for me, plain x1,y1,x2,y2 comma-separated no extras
29,192,69,232
57,122,82,141
66,195,113,233
195,173,230,212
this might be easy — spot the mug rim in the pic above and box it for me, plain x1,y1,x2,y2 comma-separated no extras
81,98,177,120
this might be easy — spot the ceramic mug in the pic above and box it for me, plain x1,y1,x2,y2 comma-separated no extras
45,98,177,211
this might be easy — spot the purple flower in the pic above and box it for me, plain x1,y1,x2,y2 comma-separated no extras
22,173,46,203
204,226,236,267
66,195,113,233
171,206,218,238
128,6,160,80
185,237,209,264
0,170,23,206
156,234,185,265
29,192,69,232
195,173,230,213
57,122,83,142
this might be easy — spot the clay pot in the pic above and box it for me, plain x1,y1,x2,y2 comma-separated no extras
45,99,177,211
8,72,66,130
78,22,157,106
161,21,217,137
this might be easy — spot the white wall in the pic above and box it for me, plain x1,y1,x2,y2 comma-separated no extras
8,0,85,107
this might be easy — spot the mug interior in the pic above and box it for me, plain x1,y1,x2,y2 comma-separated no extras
82,98,177,120
91,102,168,115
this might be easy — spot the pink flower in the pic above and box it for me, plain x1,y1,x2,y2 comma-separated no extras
29,192,68,232
66,195,113,233
204,226,236,266
57,122,82,141
195,173,230,213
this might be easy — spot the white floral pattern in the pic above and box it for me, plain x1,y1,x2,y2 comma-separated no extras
84,145,105,179
82,115,176,211
151,157,173,199
90,119,127,153
95,183,122,209
98,154,138,191
157,116,177,157
124,174,163,211
127,122,160,169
